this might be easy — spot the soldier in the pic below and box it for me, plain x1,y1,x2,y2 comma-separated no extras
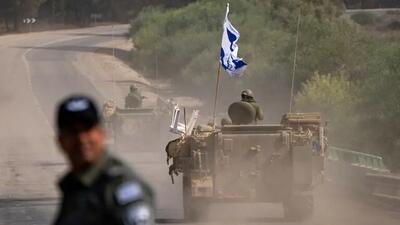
54,95,154,225
240,89,264,123
228,89,264,125
125,85,144,108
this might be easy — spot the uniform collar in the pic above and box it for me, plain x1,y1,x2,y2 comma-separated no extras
59,150,109,190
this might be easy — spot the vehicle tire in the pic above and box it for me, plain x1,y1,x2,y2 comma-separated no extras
283,194,314,221
182,176,208,221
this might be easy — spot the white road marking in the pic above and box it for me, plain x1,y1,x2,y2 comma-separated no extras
22,36,95,135
20,26,128,135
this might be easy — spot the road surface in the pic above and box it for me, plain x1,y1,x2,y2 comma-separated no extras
0,25,398,225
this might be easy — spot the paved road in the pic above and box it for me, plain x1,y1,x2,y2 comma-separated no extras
0,25,398,225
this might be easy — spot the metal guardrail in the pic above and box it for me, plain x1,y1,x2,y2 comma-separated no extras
328,146,400,208
344,0,400,9
328,146,389,172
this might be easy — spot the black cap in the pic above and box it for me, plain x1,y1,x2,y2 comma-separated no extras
56,95,100,130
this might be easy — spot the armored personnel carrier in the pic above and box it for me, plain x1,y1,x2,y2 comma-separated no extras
165,105,327,221
102,97,175,147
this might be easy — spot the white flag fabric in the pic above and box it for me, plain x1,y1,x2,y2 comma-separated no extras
220,3,247,77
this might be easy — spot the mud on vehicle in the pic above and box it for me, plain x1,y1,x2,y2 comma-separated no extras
165,106,328,221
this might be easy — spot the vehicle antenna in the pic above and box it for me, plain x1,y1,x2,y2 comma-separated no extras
289,8,302,113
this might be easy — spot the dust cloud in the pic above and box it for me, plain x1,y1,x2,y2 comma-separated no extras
122,66,400,224
109,75,399,225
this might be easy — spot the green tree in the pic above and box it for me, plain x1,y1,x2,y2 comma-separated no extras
295,72,361,148
0,0,42,31
130,0,352,93
129,0,400,170
357,43,400,170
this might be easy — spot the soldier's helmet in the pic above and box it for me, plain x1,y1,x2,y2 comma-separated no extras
241,89,254,99
130,84,137,92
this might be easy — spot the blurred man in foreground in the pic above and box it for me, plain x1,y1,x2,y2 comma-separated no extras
54,95,154,225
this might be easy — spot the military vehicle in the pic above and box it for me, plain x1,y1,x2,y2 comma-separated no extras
103,97,175,147
165,104,327,221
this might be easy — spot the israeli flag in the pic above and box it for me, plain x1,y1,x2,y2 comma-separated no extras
220,3,247,77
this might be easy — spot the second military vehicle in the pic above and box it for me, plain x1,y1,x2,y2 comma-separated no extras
103,97,175,147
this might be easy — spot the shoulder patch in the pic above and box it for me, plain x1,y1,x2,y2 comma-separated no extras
115,182,143,205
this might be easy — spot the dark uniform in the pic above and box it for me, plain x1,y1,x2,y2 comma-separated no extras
54,151,154,225
125,85,143,108
54,95,154,225
228,89,264,125
241,89,263,123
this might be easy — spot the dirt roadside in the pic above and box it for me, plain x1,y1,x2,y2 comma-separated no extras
76,38,202,109
76,38,190,219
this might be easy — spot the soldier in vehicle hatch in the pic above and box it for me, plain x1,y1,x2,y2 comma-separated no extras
54,95,154,225
125,84,144,108
241,89,264,122
228,89,264,125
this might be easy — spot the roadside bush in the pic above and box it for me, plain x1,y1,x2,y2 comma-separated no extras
357,43,400,170
130,1,224,76
130,0,354,88
295,42,400,171
295,72,361,148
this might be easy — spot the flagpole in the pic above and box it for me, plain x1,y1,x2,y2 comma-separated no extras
211,3,228,127
212,63,222,127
